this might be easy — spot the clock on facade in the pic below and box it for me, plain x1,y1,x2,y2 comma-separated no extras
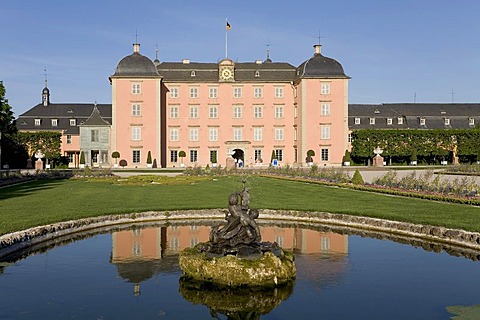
220,67,234,81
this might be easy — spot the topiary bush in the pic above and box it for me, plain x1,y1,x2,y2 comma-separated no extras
351,169,364,185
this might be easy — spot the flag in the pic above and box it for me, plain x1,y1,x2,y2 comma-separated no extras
226,21,231,31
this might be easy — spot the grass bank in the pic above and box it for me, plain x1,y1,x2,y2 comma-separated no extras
1,175,480,235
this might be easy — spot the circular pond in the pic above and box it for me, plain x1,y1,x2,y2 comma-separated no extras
1,221,479,319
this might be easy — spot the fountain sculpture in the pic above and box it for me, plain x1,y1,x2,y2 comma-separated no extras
179,185,296,287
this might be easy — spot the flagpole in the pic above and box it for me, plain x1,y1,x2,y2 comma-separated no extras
225,18,228,59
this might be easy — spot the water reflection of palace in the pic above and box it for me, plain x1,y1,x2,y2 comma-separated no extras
110,224,348,295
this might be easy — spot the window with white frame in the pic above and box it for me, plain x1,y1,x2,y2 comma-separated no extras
170,87,179,98
51,119,58,126
321,148,329,161
348,133,352,143
320,83,331,95
274,87,284,98
321,125,331,140
132,150,141,164
169,128,179,141
233,127,243,141
254,149,262,162
131,83,141,94
444,118,450,126
67,153,74,163
34,119,41,126
189,150,198,163
189,128,199,141
233,87,242,98
274,105,284,118
131,127,141,141
387,117,393,125
132,103,141,116
209,87,218,98
253,127,263,141
189,87,198,98
209,128,218,141
233,106,242,118
170,150,178,163
209,105,218,118
254,105,263,118
66,134,72,144
398,117,404,125
294,127,298,141
369,117,376,125
70,119,76,126
294,106,298,118
91,129,99,142
275,128,284,141
420,117,426,125
275,149,283,161
354,117,360,125
321,103,330,116
190,70,196,77
254,87,263,98
169,105,179,118
189,105,199,118
469,117,475,126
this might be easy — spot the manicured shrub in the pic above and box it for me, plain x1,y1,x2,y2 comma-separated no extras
351,169,364,185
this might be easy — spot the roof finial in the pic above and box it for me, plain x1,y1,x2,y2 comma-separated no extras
133,30,141,53
43,67,48,88
264,41,272,63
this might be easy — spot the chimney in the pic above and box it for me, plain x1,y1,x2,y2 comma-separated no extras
133,43,140,53
313,44,321,55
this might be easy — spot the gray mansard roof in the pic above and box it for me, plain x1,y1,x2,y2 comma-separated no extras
17,103,112,134
296,46,349,80
349,103,480,129
156,61,296,82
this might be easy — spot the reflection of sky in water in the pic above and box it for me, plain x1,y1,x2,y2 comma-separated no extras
0,225,480,319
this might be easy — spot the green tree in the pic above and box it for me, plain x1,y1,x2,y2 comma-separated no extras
0,81,25,168
16,131,61,164
147,151,152,164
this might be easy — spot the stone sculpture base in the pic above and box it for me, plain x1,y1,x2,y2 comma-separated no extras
179,244,296,288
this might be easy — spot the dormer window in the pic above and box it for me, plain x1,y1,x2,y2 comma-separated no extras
67,109,73,113
420,117,426,125
70,119,76,126
387,118,393,125
51,119,58,126
469,117,475,126
354,117,360,125
255,70,260,78
374,109,380,114
444,118,450,126
398,117,404,125
369,117,375,125
190,70,196,77
35,119,41,126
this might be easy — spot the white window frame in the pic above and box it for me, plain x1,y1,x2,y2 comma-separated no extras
275,128,284,141
70,119,76,126
51,119,58,126
274,149,283,161
233,106,242,119
169,105,179,118
131,83,141,94
354,117,360,125
420,117,426,125
189,149,198,163
444,118,450,126
169,128,179,141
398,117,404,125
91,129,99,142
131,127,141,141
132,150,141,164
321,125,331,140
254,87,263,98
66,134,72,144
369,117,376,125
189,105,199,118
189,87,198,99
253,127,263,141
209,128,218,142
274,87,284,98
274,105,284,118
209,105,218,118
387,117,393,125
209,87,218,99
233,128,243,141
321,148,329,161
254,149,262,162
170,150,178,163
233,87,242,98
254,106,263,118
170,87,179,98
469,117,475,126
321,103,330,116
189,128,199,141
320,83,331,95
131,103,141,116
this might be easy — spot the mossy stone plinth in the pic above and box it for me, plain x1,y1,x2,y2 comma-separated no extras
179,245,296,287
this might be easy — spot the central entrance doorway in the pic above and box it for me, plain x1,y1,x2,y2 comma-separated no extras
232,149,244,167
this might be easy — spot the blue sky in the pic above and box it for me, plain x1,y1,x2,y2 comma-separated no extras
3,0,480,116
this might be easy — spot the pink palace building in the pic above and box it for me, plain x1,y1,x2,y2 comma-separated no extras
18,42,350,168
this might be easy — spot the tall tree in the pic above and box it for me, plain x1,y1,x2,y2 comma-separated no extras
0,81,26,168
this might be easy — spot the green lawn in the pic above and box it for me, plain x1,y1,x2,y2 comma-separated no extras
1,175,480,235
